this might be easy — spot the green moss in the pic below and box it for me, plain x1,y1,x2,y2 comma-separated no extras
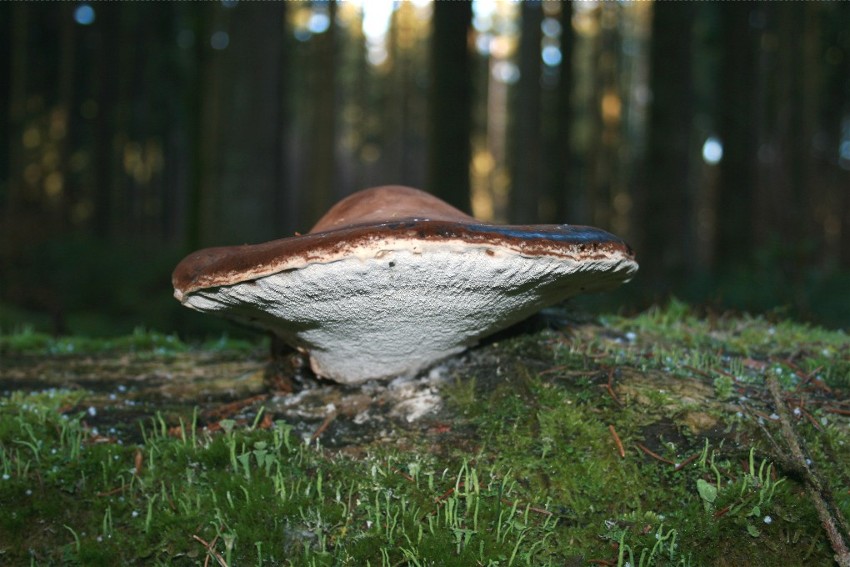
1,303,848,565
0,326,260,357
0,392,565,565
441,302,849,564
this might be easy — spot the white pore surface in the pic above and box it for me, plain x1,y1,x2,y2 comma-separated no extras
184,242,636,384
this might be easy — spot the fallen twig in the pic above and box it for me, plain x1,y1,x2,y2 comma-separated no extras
636,442,698,471
683,364,713,379
799,407,824,431
636,443,676,466
203,394,269,421
603,367,623,407
192,534,228,567
674,452,700,471
766,372,850,567
793,365,825,393
435,483,460,504
134,449,143,476
309,411,337,444
96,486,125,497
608,425,625,458
713,505,732,519
825,407,850,416
500,498,554,517
393,467,415,483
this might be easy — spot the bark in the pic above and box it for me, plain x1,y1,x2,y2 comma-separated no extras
837,3,850,267
272,2,292,236
586,3,621,232
185,5,212,250
5,3,28,219
215,2,287,244
55,3,79,231
427,0,473,213
0,2,8,201
510,0,543,224
305,0,338,227
715,2,759,271
642,2,696,286
554,0,575,223
92,3,121,239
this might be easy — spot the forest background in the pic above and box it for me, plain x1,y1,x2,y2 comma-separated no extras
2,0,850,338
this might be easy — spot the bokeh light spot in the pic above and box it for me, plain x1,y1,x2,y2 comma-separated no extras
492,61,519,84
74,4,95,26
309,12,331,34
702,136,723,165
542,45,562,67
210,31,230,50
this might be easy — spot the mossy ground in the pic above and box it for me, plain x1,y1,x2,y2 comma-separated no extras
1,301,848,565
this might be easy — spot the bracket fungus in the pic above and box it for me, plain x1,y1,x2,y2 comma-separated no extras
173,185,638,384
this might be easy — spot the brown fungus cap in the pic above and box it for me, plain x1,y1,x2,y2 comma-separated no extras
173,185,638,384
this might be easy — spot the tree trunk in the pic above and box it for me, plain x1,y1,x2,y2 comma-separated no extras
427,0,472,213
586,3,622,232
304,0,338,227
5,3,28,220
834,3,850,267
92,3,121,239
0,2,9,204
55,3,79,232
184,5,213,250
763,4,809,300
215,2,287,244
272,2,292,236
510,0,543,223
554,0,575,223
642,2,696,287
715,2,759,272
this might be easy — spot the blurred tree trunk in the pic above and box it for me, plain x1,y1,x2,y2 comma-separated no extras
427,0,472,213
833,3,850,266
116,7,138,235
215,3,287,244
510,0,543,223
554,0,575,223
305,0,337,226
778,4,808,248
56,3,79,232
798,1,850,268
641,2,695,287
272,2,292,236
755,4,810,300
390,2,427,189
715,2,759,271
5,3,27,220
387,7,407,184
334,15,366,198
588,3,621,231
185,5,212,250
569,5,599,227
0,3,8,205
92,3,120,239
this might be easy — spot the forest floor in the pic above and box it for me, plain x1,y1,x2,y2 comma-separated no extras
1,301,849,566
